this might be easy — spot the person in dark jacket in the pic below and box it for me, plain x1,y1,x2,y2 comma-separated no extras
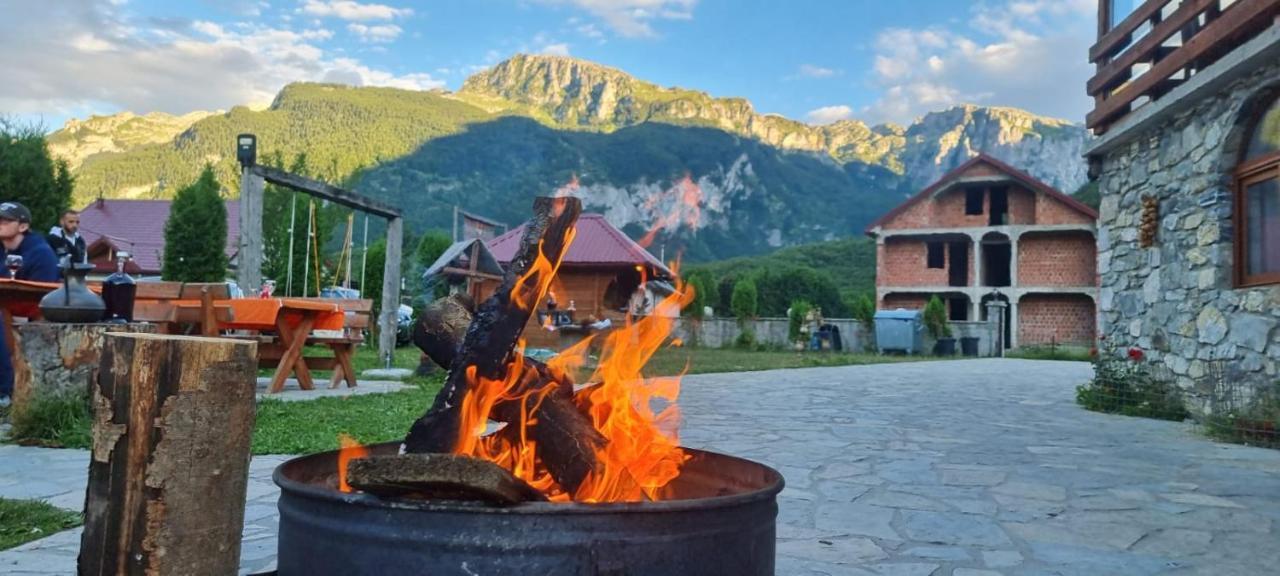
0,201,60,404
47,209,87,265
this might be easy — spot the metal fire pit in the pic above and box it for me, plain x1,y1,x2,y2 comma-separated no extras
274,442,783,576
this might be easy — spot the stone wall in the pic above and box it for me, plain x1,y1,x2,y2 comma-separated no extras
672,317,870,351
1094,57,1280,406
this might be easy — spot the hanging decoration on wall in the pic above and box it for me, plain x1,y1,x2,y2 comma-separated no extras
1139,195,1159,248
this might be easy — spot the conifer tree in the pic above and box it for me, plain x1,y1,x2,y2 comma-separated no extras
162,165,228,282
0,119,72,231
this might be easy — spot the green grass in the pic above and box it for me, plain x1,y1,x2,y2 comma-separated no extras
643,346,931,377
7,392,92,449
1006,345,1093,362
253,375,442,454
0,498,82,551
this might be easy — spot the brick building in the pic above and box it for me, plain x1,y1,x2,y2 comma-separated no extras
865,154,1099,348
1084,0,1280,391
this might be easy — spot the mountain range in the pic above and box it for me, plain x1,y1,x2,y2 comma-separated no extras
51,54,1090,261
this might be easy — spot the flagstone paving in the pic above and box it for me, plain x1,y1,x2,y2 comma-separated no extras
3,358,1279,575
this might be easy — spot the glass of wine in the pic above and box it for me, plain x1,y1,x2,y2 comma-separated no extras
5,254,22,279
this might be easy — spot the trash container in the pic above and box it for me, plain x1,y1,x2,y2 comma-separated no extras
960,336,980,357
873,309,924,355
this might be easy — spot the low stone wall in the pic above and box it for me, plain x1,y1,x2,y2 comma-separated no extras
672,317,1004,357
672,318,871,351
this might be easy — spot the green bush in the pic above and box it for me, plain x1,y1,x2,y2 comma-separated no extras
1202,380,1280,449
848,293,875,327
749,265,847,317
734,329,757,350
731,278,758,321
1076,343,1188,421
922,295,951,339
9,392,92,449
788,299,812,343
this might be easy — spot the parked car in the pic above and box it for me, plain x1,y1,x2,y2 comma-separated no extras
396,304,414,347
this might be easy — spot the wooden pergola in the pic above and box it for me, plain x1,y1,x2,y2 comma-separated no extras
236,136,403,364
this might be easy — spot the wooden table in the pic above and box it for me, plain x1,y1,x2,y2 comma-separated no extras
223,298,344,393
0,279,58,358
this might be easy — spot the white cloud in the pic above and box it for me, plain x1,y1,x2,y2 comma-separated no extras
540,43,571,57
797,64,836,79
805,105,853,125
0,1,439,119
347,22,401,43
538,0,697,38
300,0,411,21
863,0,1093,124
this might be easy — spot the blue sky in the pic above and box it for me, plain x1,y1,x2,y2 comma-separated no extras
0,0,1096,130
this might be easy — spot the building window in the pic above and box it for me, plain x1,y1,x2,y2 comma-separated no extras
926,242,944,269
1235,93,1280,286
965,188,984,215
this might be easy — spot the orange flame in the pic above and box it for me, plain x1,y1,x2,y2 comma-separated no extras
639,173,702,248
336,433,369,493
450,221,697,502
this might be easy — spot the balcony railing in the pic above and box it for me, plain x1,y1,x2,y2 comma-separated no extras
1087,0,1280,134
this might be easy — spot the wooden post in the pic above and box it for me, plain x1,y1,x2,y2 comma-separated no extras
79,334,258,576
238,167,265,295
379,216,403,364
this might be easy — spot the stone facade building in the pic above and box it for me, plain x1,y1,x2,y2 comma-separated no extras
866,154,1099,349
1085,1,1280,399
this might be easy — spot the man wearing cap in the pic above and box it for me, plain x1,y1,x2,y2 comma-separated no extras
47,209,87,265
0,201,60,406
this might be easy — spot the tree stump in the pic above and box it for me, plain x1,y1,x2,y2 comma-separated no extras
79,333,258,576
10,322,154,424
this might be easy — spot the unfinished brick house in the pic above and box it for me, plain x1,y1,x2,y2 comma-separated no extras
865,154,1100,348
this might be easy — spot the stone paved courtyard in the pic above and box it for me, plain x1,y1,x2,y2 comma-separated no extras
3,359,1279,575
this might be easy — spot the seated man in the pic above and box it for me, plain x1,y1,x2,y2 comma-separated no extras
0,202,59,405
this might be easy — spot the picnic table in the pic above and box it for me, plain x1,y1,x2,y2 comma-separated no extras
223,298,347,393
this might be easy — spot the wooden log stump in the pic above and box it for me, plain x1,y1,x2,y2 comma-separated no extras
10,322,154,426
79,333,258,576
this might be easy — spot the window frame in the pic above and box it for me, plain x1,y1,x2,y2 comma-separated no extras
1233,149,1280,287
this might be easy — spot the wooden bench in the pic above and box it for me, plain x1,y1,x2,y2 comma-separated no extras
128,281,232,336
252,298,373,389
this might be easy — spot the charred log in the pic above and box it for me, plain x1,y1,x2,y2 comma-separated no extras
409,276,605,495
404,196,581,454
346,454,548,504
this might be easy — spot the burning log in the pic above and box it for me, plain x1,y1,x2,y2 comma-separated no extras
412,292,606,495
346,454,548,504
404,196,583,451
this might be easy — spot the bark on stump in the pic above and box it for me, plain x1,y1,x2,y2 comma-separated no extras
79,333,258,576
10,322,154,425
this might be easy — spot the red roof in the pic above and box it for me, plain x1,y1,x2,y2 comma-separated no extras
77,199,240,275
864,153,1098,235
487,213,672,276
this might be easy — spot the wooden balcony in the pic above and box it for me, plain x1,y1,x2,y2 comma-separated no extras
1087,0,1280,134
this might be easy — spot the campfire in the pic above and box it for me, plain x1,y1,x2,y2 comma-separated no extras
339,196,695,503
273,196,782,575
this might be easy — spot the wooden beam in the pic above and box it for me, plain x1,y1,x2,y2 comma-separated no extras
252,165,400,220
1088,0,1219,96
79,334,257,576
237,167,264,294
379,216,403,364
1086,0,1280,130
441,266,504,282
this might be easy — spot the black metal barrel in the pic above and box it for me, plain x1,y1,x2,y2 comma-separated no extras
274,444,784,576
